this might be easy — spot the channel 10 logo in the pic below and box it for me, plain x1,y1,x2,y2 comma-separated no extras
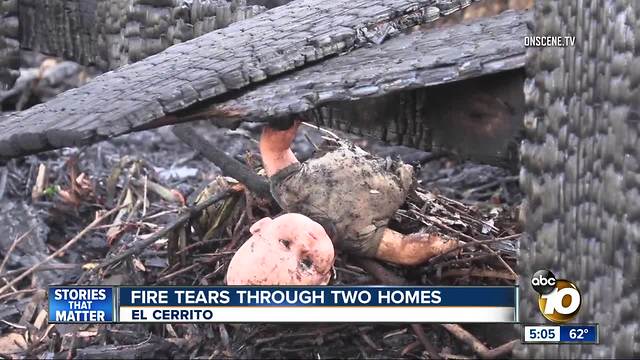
531,270,581,323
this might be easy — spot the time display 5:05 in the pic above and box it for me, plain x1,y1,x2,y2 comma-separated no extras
524,326,560,342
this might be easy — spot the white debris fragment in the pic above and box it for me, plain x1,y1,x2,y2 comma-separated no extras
154,166,198,181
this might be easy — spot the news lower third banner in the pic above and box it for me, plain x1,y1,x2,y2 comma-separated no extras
49,286,519,323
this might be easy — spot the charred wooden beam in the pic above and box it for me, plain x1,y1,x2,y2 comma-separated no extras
179,9,528,167
184,9,528,124
0,0,284,111
15,0,277,70
0,0,480,160
0,0,276,106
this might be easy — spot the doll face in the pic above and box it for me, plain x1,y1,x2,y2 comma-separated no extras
226,213,335,285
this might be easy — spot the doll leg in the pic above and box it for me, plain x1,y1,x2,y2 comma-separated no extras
375,228,458,266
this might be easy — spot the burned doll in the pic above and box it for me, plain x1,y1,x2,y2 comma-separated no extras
259,120,458,266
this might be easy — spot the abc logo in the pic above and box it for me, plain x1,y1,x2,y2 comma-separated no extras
531,270,581,323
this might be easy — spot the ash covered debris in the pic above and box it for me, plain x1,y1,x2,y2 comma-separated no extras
0,119,522,358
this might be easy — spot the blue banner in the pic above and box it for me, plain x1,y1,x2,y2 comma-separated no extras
48,286,518,323
118,286,516,307
48,286,115,323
